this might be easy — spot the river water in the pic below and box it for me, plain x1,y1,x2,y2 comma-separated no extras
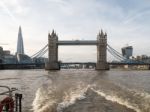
0,69,150,112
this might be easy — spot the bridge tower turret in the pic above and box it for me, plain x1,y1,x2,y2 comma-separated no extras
45,30,60,70
96,30,109,70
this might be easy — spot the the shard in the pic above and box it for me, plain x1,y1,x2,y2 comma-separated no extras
16,26,24,54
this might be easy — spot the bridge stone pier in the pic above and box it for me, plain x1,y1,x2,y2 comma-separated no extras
45,30,60,70
96,30,109,70
45,29,109,70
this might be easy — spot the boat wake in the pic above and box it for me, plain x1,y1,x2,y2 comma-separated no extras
57,85,89,112
32,83,150,112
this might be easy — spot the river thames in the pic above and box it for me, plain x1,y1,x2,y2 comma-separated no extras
0,69,150,112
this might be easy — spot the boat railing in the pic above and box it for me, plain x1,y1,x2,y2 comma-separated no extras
0,85,22,112
0,86,18,97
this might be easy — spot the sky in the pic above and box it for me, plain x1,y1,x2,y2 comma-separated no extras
0,0,150,62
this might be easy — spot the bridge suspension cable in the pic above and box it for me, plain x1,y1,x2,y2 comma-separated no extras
107,44,127,61
107,44,145,64
31,44,48,58
35,48,48,58
107,48,123,61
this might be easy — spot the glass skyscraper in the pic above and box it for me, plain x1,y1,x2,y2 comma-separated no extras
16,26,24,54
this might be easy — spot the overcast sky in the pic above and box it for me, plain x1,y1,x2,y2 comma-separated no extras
0,0,150,62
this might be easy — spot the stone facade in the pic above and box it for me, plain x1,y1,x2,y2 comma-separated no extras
96,30,109,70
45,30,60,70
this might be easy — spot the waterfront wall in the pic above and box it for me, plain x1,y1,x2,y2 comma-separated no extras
0,64,45,69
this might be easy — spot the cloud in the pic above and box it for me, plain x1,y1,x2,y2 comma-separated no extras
0,0,18,25
123,8,150,25
0,0,22,14
47,0,67,4
0,0,150,59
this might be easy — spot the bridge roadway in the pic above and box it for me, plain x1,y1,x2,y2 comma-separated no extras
0,62,150,70
1,62,150,66
58,40,97,45
61,62,150,66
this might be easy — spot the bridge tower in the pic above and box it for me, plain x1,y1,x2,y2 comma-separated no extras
96,30,109,70
45,30,60,70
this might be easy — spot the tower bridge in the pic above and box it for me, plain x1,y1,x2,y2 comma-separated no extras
30,29,150,70
45,30,109,70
